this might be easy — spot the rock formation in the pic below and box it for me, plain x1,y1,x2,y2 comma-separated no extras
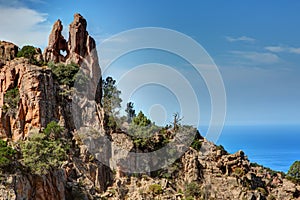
0,14,103,141
0,14,299,200
44,13,102,103
0,58,59,141
0,41,18,67
43,13,95,65
43,20,68,63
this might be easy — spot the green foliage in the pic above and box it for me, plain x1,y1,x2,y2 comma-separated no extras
132,111,151,126
107,115,117,131
190,130,203,151
257,187,268,196
267,195,276,200
48,62,79,87
102,76,122,115
17,45,41,65
44,121,64,139
216,144,226,152
250,162,284,178
148,184,163,195
250,162,261,168
190,139,202,151
20,122,68,175
287,161,300,183
17,45,36,58
102,77,122,131
184,182,201,198
2,87,20,116
129,123,161,149
0,140,16,170
125,102,136,122
234,167,245,177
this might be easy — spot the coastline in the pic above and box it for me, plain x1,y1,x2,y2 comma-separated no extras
215,124,300,172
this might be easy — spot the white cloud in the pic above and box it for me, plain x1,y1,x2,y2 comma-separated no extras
265,46,300,55
0,6,51,48
289,47,300,54
264,46,284,53
230,51,280,64
225,36,256,43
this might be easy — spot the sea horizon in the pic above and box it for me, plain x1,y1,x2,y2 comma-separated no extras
212,124,300,173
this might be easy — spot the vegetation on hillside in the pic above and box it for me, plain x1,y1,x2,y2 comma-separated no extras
20,121,69,175
1,87,20,116
0,140,16,171
48,62,80,87
102,76,122,131
125,102,136,123
17,45,43,65
287,161,300,183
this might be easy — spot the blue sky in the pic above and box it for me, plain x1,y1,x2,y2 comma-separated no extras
1,0,300,129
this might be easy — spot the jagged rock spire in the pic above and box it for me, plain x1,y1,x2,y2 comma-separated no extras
43,13,102,102
43,19,68,63
44,13,98,66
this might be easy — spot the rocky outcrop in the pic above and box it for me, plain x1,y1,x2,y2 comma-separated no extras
43,13,97,66
0,58,59,141
0,41,18,67
0,14,103,141
15,170,66,200
44,13,102,103
217,150,250,175
180,148,202,183
43,20,68,63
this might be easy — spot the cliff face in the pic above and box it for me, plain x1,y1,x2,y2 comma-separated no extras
0,58,59,140
0,14,111,200
0,41,18,67
0,14,299,200
0,13,102,141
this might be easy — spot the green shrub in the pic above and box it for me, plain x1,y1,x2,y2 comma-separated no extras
286,161,300,184
184,182,201,198
17,45,41,65
250,162,262,167
234,167,245,177
133,111,151,126
129,124,162,150
20,121,68,175
102,76,122,117
44,121,64,138
257,187,268,196
216,145,226,152
191,139,202,151
2,87,20,116
148,184,163,195
0,140,16,170
48,62,79,87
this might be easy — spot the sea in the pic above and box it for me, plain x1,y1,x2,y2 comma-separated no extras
212,125,300,173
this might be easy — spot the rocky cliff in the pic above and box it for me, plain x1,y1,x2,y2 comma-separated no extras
0,14,299,200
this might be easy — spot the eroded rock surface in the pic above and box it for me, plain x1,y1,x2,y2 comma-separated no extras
0,58,59,140
0,41,18,67
44,13,102,102
43,20,68,63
